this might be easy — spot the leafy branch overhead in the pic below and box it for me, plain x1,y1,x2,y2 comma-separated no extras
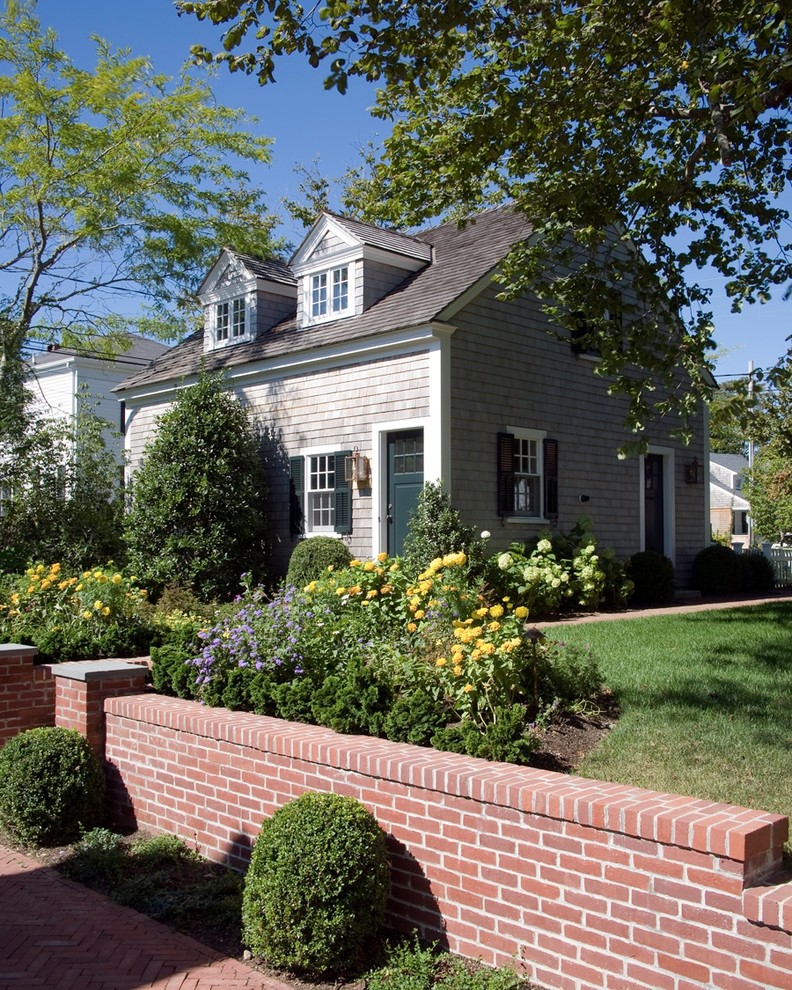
0,1,284,399
179,0,792,437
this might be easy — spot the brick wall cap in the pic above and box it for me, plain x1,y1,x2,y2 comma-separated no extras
53,659,149,682
0,643,39,658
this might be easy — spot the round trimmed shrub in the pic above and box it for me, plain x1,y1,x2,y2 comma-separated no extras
285,536,352,588
691,544,742,595
242,792,390,974
0,727,106,845
738,550,776,593
627,550,675,604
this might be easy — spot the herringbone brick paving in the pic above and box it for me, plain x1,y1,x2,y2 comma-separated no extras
0,844,292,990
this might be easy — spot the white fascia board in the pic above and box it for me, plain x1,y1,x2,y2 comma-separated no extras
290,214,360,268
201,274,259,306
360,243,430,272
121,322,457,406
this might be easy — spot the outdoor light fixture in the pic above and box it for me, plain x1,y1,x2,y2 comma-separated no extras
345,448,370,486
685,458,705,485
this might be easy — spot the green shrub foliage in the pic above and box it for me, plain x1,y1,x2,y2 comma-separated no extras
286,535,353,588
0,727,105,845
242,792,390,974
627,550,675,604
691,544,742,595
124,372,270,601
738,550,777,593
401,481,486,577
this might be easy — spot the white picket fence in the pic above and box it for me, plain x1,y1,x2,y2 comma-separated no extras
762,543,792,588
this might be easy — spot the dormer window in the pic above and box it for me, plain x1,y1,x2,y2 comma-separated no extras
216,297,247,342
311,266,350,320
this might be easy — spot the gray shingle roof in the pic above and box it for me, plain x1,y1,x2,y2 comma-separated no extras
233,253,297,285
321,212,432,261
118,206,531,393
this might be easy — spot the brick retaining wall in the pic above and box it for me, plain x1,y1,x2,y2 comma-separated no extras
103,693,792,990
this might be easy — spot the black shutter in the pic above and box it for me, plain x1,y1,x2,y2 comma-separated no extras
119,400,126,436
289,456,304,536
543,438,559,520
333,450,352,534
497,432,515,516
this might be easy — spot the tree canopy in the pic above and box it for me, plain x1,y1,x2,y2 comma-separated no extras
179,0,792,439
0,0,284,410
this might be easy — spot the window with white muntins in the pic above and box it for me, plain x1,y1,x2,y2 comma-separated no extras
310,266,350,320
215,297,247,343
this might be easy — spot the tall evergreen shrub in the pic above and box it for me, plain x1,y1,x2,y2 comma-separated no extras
124,372,269,601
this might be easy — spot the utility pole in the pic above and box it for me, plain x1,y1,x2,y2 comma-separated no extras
747,360,754,547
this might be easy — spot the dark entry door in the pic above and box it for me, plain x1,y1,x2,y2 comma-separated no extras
387,429,424,556
644,453,665,554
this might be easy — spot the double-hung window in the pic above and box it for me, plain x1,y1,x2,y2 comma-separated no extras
215,297,247,344
289,450,352,536
310,266,350,320
497,429,559,521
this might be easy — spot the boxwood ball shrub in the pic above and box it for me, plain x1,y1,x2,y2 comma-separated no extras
242,792,390,974
285,536,352,588
0,727,105,845
692,543,742,595
627,550,675,604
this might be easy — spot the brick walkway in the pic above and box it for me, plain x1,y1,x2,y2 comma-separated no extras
0,844,292,990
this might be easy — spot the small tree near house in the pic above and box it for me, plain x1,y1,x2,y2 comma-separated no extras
124,372,269,601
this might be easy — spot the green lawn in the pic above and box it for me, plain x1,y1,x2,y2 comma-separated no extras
549,603,792,829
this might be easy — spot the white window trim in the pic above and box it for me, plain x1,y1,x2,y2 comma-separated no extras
298,446,342,536
504,425,548,524
207,292,255,350
303,264,354,326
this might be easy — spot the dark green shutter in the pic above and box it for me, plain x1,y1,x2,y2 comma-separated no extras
543,438,559,520
289,456,304,536
497,432,515,516
333,450,352,534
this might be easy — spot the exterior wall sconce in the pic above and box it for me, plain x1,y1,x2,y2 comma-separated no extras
685,458,705,485
345,448,370,487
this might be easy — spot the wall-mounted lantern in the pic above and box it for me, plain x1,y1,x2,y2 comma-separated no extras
685,458,705,485
345,448,370,487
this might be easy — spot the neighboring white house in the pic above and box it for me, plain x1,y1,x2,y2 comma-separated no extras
709,453,751,547
26,335,169,463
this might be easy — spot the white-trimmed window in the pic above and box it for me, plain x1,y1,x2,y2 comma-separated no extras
289,449,353,536
497,428,559,520
310,266,350,320
215,296,247,343
308,454,336,531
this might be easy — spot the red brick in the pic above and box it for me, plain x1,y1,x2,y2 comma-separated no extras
739,960,792,989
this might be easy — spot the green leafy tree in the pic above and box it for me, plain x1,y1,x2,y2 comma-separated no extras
124,372,270,601
744,442,792,545
180,0,792,439
0,1,284,419
0,391,124,571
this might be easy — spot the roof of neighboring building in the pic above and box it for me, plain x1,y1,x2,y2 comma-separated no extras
118,206,532,393
29,334,169,370
709,477,751,511
710,453,748,475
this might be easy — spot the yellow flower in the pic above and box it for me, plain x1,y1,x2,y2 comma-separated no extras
463,683,474,693
474,607,489,619
453,664,463,676
51,562,61,573
429,557,443,572
363,561,376,572
76,583,83,591
377,552,388,562
27,586,35,594
304,581,317,593
58,581,69,590
489,604,504,618
380,584,393,595
40,579,52,590
350,559,361,567
335,587,347,596
515,606,528,618
81,610,92,619
102,606,111,617
488,620,501,632
35,564,45,574
139,589,148,597
112,573,123,584
407,621,417,633
435,657,447,667
388,563,400,572
414,609,425,620
348,585,362,596
94,600,103,610
366,589,378,599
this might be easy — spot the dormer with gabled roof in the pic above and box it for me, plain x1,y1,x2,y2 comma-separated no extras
197,249,297,353
290,212,432,329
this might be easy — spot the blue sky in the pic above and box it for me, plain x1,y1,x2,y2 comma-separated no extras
35,0,792,380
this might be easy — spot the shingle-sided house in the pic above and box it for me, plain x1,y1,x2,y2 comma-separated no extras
709,453,751,547
116,207,710,583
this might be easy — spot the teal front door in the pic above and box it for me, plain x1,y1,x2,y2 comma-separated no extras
387,430,424,556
